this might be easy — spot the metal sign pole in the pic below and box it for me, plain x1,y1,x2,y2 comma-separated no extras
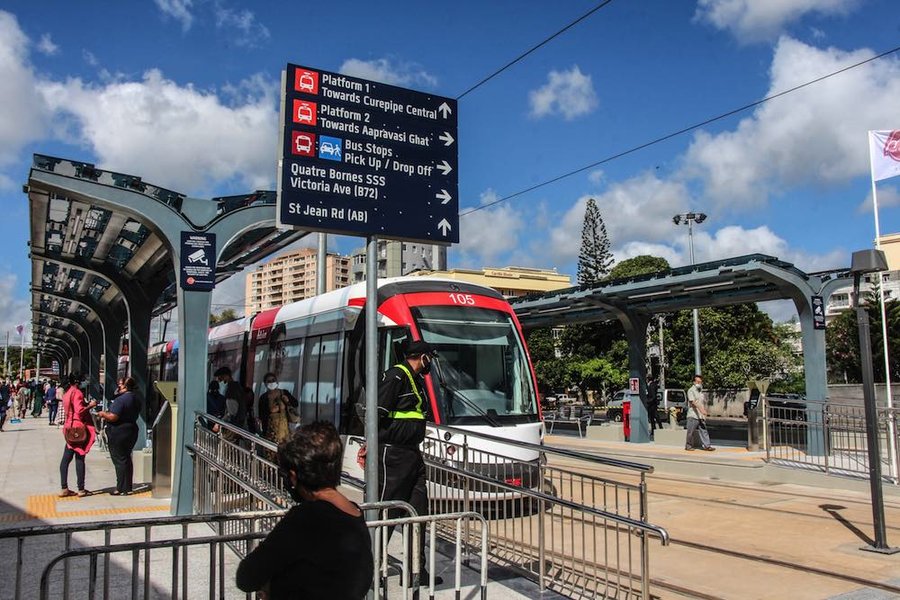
364,235,379,506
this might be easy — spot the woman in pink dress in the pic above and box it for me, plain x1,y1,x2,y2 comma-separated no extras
59,373,98,497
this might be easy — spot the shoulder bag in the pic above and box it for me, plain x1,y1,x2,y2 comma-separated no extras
63,395,87,444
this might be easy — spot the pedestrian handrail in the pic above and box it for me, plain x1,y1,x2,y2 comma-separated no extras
192,412,669,599
31,510,489,600
765,400,900,484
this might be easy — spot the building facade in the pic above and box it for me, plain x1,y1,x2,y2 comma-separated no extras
825,233,900,321
245,247,350,314
409,266,572,298
350,240,443,282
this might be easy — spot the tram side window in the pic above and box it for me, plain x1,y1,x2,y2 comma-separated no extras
317,334,341,426
383,329,410,371
299,334,342,426
254,338,303,398
300,338,321,424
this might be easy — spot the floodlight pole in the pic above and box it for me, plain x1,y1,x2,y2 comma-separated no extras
674,213,706,375
852,250,899,554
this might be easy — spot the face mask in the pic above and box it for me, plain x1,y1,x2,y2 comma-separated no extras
266,382,278,391
281,470,303,503
694,383,702,390
80,380,88,389
218,381,228,396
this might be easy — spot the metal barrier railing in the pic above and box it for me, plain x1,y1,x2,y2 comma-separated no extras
191,413,489,599
0,510,283,600
192,413,668,600
766,400,900,483
423,424,668,600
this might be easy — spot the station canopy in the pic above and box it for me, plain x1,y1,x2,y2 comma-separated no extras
510,254,849,328
27,154,309,357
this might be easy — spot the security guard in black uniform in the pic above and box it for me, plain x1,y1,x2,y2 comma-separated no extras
374,339,442,584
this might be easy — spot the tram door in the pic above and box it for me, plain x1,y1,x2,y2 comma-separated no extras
299,333,342,426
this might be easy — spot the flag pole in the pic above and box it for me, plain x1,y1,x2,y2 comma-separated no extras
869,131,898,480
18,327,25,378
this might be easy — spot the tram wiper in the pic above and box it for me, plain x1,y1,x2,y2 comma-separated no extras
439,381,502,428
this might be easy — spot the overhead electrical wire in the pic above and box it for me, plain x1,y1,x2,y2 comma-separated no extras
456,0,617,100
459,44,900,217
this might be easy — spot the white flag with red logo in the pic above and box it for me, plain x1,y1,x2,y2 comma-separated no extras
869,130,900,182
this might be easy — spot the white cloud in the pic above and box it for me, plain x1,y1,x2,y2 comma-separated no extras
0,11,49,166
39,69,279,193
82,50,98,67
588,169,605,186
214,4,270,47
339,58,437,89
155,0,194,32
547,173,692,266
695,0,859,43
682,37,900,211
457,190,525,267
858,185,900,213
36,33,58,56
529,65,598,121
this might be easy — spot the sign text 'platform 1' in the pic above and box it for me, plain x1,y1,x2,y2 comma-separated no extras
277,63,458,244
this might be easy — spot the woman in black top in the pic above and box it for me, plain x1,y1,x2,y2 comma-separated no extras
96,377,142,495
236,422,373,599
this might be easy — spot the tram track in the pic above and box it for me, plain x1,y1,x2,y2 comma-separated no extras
665,536,900,597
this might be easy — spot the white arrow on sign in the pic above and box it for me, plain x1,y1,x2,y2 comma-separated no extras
438,102,452,119
437,218,452,236
437,161,453,176
438,132,455,147
435,189,452,204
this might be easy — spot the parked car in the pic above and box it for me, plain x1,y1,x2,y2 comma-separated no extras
606,388,688,422
762,393,807,421
606,389,632,422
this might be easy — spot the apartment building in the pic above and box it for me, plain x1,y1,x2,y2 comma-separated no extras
350,240,442,281
245,247,350,314
825,233,900,321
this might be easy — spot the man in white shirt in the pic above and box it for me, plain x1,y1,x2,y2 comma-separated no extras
685,375,715,451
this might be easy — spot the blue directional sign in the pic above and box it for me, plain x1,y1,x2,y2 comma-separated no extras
277,63,459,244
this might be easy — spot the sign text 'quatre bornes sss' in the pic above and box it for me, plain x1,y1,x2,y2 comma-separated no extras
277,63,459,244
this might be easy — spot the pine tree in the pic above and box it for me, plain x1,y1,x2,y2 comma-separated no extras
577,197,613,286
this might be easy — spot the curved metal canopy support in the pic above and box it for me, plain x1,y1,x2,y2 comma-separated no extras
33,309,103,399
29,164,304,515
34,287,127,403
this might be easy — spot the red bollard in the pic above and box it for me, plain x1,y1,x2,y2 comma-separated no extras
623,400,631,442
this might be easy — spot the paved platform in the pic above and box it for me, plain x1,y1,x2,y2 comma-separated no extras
3,414,899,598
0,415,547,599
547,432,900,599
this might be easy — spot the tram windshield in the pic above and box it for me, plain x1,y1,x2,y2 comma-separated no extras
411,305,538,425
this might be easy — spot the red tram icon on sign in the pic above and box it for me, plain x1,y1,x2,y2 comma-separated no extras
294,69,319,95
293,100,317,126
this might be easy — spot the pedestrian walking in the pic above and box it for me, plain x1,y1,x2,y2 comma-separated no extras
236,421,373,599
59,374,98,497
258,372,299,447
96,377,142,495
214,367,246,429
31,379,44,417
648,379,664,434
357,339,442,585
685,374,715,452
0,390,7,432
46,380,59,425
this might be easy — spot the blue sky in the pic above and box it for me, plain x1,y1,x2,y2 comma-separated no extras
1,0,899,340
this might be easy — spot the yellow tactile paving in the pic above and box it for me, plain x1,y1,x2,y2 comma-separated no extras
0,491,167,524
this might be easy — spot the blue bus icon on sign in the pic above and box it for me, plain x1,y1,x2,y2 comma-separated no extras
318,136,342,161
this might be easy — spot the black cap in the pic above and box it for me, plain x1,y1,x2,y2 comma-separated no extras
404,340,435,357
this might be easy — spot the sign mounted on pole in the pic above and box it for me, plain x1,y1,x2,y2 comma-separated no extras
179,232,216,291
811,295,826,330
277,63,459,244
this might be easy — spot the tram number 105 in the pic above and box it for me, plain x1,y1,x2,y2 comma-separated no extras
448,293,476,305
